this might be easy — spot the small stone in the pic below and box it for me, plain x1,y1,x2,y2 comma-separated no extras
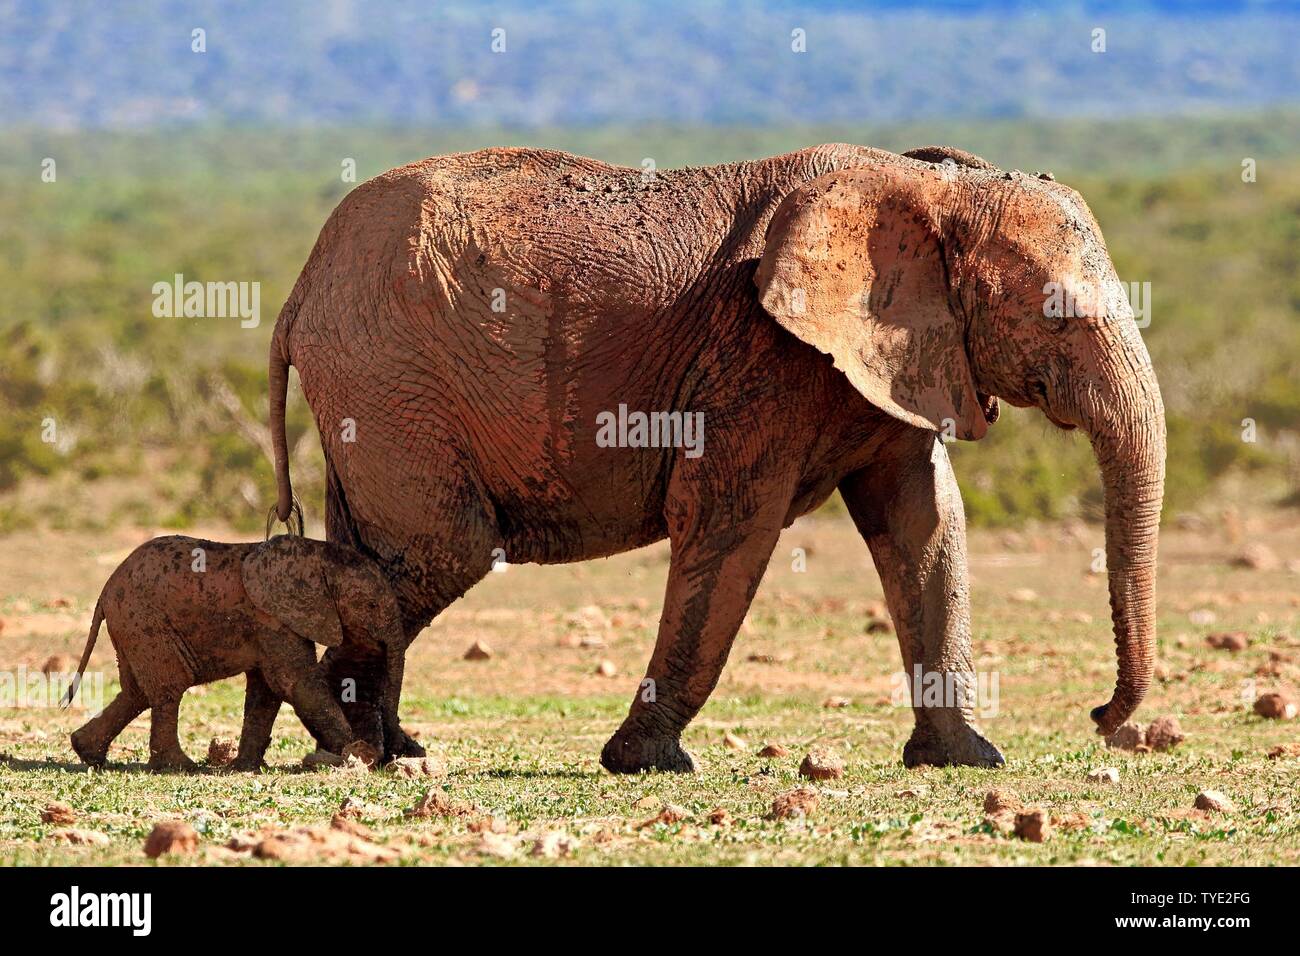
1206,631,1248,652
1188,608,1217,626
1145,715,1186,751
302,749,344,769
594,659,617,677
1086,767,1120,784
207,737,237,767
385,756,446,778
531,831,579,858
341,740,380,769
405,788,479,819
478,831,517,858
1233,543,1279,571
864,619,893,634
722,730,746,751
1008,588,1038,603
1105,722,1146,751
50,828,109,846
336,796,381,820
1254,692,1297,720
1193,790,1236,814
463,640,492,660
706,808,732,827
329,814,373,839
822,696,852,709
637,804,689,829
757,743,788,758
1266,744,1300,760
41,802,77,825
983,789,1022,815
894,786,928,798
1013,809,1051,842
143,820,198,858
798,748,845,781
768,787,820,820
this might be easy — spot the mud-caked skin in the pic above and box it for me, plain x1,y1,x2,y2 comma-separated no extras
269,144,1165,773
65,535,407,771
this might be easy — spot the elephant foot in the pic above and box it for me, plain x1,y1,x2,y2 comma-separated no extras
147,751,198,773
902,721,1005,769
386,729,426,762
228,755,265,772
70,730,107,767
600,728,697,774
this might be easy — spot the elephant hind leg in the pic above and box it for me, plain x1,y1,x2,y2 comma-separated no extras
146,695,197,772
602,462,794,774
70,663,147,766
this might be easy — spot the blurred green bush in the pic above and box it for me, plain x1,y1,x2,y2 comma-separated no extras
1,116,1297,531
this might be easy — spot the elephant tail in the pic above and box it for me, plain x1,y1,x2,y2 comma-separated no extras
269,317,298,530
61,598,103,708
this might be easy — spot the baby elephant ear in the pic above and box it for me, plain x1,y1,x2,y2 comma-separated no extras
241,536,344,647
755,166,987,441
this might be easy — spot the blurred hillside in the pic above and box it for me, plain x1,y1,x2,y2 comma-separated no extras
1,115,1297,531
3,0,1299,129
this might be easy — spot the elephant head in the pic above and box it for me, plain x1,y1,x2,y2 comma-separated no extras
756,153,1165,736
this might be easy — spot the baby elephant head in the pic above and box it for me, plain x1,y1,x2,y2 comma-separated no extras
240,535,401,647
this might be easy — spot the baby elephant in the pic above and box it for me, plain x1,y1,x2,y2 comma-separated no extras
65,534,406,771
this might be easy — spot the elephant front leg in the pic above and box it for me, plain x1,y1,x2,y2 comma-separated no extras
601,480,787,774
231,670,280,771
840,435,1005,769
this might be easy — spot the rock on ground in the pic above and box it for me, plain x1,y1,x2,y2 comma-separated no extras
40,802,76,825
769,787,820,820
207,737,237,767
1254,692,1297,720
1105,722,1147,751
798,748,845,781
1194,790,1237,814
1145,715,1186,751
143,820,198,859
1086,767,1121,784
1014,809,1052,843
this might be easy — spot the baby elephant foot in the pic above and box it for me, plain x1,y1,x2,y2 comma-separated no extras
70,730,107,767
228,755,265,772
600,727,697,774
903,720,1005,769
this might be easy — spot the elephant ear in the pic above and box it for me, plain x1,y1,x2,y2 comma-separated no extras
755,167,988,441
241,536,344,648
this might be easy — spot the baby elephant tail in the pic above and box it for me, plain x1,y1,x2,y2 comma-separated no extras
60,599,103,708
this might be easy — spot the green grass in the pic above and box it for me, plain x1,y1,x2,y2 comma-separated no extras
2,514,1297,866
1,114,1299,530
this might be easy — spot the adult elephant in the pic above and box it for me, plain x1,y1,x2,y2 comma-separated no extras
268,144,1165,772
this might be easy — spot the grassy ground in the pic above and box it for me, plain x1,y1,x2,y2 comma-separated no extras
1,511,1297,866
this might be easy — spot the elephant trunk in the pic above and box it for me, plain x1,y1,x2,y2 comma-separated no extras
1081,343,1167,737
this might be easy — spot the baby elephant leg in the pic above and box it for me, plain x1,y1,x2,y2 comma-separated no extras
70,665,147,766
287,669,355,756
148,695,197,772
231,670,281,771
